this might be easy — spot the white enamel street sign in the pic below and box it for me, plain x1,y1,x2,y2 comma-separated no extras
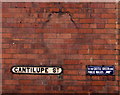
11,66,63,75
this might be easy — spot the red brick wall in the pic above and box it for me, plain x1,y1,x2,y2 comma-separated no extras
2,2,119,94
118,2,120,94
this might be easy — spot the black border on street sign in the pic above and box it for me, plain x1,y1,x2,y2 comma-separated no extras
11,65,63,75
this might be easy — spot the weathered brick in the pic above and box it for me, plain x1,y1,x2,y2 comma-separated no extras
64,60,81,64
90,3,105,8
79,19,94,23
2,33,12,38
63,86,82,91
91,81,106,86
105,24,116,28
4,80,19,85
73,14,87,18
97,24,105,28
63,76,86,80
64,70,79,75
107,19,116,23
2,54,13,58
94,9,116,13
93,50,116,54
105,4,116,8
2,2,119,94
2,85,16,90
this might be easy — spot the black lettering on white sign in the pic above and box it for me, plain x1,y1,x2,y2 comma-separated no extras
11,66,63,75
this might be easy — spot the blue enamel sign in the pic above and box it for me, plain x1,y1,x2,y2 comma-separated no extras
86,65,115,75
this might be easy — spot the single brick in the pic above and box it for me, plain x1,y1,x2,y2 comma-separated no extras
4,80,19,85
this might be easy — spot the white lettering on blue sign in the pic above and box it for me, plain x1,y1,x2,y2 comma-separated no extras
87,66,114,75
